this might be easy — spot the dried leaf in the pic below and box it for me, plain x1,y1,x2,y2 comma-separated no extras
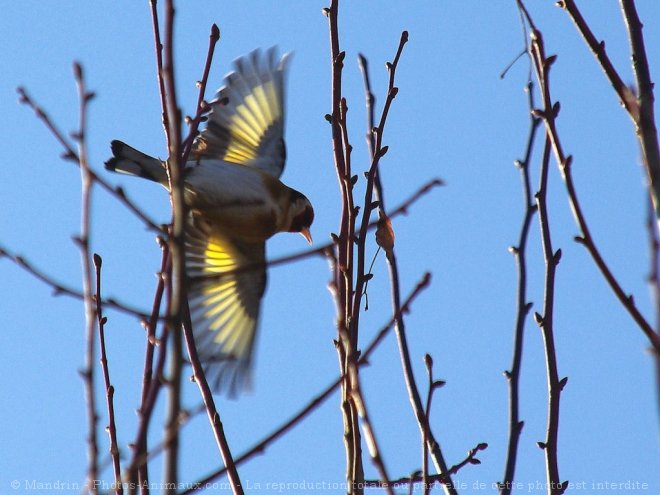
375,216,395,253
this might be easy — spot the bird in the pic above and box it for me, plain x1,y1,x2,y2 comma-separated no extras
105,47,314,395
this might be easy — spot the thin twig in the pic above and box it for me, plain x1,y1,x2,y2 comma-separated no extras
351,31,408,334
518,5,569,491
155,0,185,490
180,303,244,491
619,0,660,226
93,255,123,494
131,238,169,493
72,61,100,495
500,80,540,494
166,12,185,495
422,355,446,495
127,256,172,492
535,134,566,495
347,376,394,495
325,1,363,491
130,403,207,468
181,23,220,164
149,0,170,146
645,198,660,419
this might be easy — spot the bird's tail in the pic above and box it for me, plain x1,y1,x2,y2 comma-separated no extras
105,140,168,185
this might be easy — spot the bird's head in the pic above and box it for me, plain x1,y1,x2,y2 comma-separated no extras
287,189,315,244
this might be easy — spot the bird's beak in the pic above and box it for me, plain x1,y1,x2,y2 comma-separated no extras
300,227,313,245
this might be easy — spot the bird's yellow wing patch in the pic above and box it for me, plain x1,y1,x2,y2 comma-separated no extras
192,48,289,179
186,219,266,393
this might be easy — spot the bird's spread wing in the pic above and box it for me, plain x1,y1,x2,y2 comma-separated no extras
186,217,267,393
193,47,290,179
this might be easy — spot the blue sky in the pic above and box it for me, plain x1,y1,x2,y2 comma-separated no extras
1,1,659,493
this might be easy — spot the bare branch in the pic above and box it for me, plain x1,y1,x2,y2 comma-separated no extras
155,0,185,489
517,3,574,492
350,30,408,334
127,251,171,491
535,134,566,494
128,238,169,492
93,255,123,494
422,355,446,495
151,2,243,492
620,0,660,226
645,198,660,416
348,374,394,494
325,1,363,490
181,23,220,164
181,304,243,488
500,80,540,494
149,0,170,146
72,61,100,495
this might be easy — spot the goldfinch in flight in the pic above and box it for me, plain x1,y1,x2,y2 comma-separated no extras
105,48,314,394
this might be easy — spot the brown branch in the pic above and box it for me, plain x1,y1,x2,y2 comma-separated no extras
149,0,170,146
645,198,660,419
129,238,169,493
535,134,566,494
127,251,172,492
180,23,220,164
500,80,540,494
422,355,446,495
72,62,100,495
387,179,445,218
347,375,394,495
325,1,363,491
620,0,660,224
128,403,207,470
180,304,243,491
181,272,432,494
351,30,408,339
517,4,569,491
357,54,376,159
93,255,123,494
154,0,185,490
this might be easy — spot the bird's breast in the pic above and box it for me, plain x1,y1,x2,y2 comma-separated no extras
185,161,288,242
